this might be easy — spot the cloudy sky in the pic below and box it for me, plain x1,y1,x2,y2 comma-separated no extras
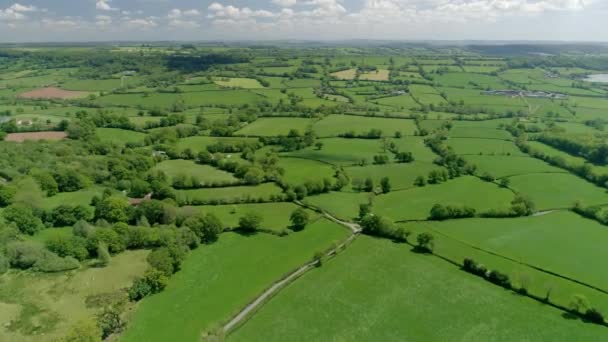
0,0,606,42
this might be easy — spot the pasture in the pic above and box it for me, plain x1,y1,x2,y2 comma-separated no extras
312,115,417,137
152,160,238,184
121,219,349,342
374,176,514,220
229,236,608,341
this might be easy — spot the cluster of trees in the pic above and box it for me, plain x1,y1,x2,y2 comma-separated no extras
260,128,317,152
536,134,608,166
462,258,511,289
339,129,383,139
425,135,477,177
573,202,608,226
429,204,476,221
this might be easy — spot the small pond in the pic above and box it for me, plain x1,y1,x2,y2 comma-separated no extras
584,74,608,83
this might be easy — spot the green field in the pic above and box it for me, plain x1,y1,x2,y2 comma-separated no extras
152,160,238,184
235,117,314,137
313,115,417,137
229,236,608,341
121,219,349,342
285,138,389,166
180,202,317,232
175,183,283,204
97,128,146,145
374,176,514,220
426,211,608,289
214,77,264,89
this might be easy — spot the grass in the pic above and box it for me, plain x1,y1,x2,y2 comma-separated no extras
278,157,336,186
284,138,388,166
374,176,514,221
152,160,238,184
96,128,146,145
39,188,102,210
229,236,608,341
425,210,608,289
180,202,317,232
121,219,349,342
346,162,446,191
466,155,567,178
177,136,259,153
304,191,372,221
0,250,149,342
175,183,283,203
214,78,264,89
235,117,314,137
313,115,416,137
447,138,526,156
507,173,608,210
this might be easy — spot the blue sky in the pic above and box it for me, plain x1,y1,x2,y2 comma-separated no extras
0,0,606,42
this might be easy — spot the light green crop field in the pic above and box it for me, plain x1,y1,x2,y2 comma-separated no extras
176,136,259,153
39,187,103,210
313,115,417,137
180,202,317,232
278,157,336,186
390,136,439,162
284,138,389,166
214,77,264,89
346,162,446,191
304,191,372,220
374,94,420,110
235,117,314,136
175,183,283,203
449,126,513,140
228,236,608,342
507,173,608,210
121,219,349,342
152,160,238,184
447,137,526,156
466,155,567,178
426,211,608,289
96,128,147,145
374,176,514,220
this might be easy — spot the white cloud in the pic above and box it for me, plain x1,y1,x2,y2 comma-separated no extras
208,3,276,20
168,9,200,19
125,18,157,29
272,0,297,7
0,3,39,21
96,0,118,11
169,19,200,29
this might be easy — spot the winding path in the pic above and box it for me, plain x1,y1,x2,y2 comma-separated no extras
222,209,361,334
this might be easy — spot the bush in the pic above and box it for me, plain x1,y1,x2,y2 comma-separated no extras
289,208,310,232
147,248,175,276
97,306,124,339
429,204,476,221
35,253,80,273
0,185,15,207
462,258,488,277
97,243,111,267
46,235,89,261
128,269,168,301
487,270,511,289
584,308,605,324
238,212,263,232
5,241,47,269
2,205,45,235
183,213,223,243
50,205,93,227
416,233,435,253
0,253,8,274
87,228,126,254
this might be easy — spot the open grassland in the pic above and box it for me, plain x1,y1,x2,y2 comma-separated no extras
374,176,514,221
278,157,336,186
507,173,608,210
426,211,608,290
152,160,238,184
313,115,417,137
96,128,146,145
330,69,357,80
177,136,259,153
229,236,607,342
373,94,420,110
214,77,264,89
175,183,283,203
447,138,526,156
40,187,103,210
284,138,388,166
346,162,446,191
0,251,149,342
121,220,349,342
466,155,567,178
235,117,314,137
304,191,372,221
180,202,317,232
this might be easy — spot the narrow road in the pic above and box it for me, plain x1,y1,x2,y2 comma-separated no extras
222,209,361,334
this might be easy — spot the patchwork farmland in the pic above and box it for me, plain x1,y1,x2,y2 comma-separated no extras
1,43,608,342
